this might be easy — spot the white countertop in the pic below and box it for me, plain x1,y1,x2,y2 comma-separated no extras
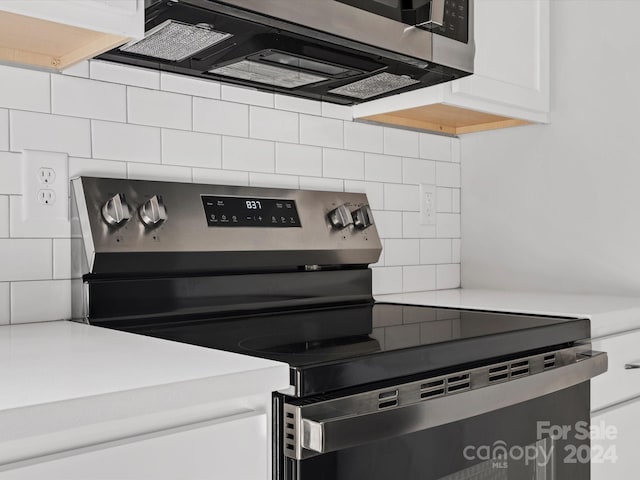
376,289,640,338
0,321,289,466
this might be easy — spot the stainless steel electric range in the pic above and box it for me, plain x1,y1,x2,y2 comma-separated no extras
71,177,607,480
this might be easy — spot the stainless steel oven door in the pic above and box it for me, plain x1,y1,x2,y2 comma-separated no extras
278,348,607,479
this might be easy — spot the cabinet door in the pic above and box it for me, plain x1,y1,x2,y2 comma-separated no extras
450,0,550,118
0,412,268,480
592,329,640,410
591,399,640,480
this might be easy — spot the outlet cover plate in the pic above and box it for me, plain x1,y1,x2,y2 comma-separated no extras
420,183,437,225
22,150,69,221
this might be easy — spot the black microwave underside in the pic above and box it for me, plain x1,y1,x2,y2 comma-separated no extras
98,0,472,105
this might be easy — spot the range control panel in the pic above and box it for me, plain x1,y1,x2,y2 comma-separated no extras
72,177,382,274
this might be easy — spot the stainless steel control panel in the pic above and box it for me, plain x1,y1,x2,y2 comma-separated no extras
72,177,382,274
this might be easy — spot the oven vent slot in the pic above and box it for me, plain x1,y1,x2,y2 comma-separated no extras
378,389,399,409
283,405,298,456
544,354,556,369
446,373,470,393
489,363,509,383
509,359,530,378
420,379,445,400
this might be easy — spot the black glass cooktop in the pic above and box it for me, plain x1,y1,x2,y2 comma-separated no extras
122,302,589,397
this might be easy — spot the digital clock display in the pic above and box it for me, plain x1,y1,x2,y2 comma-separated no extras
202,195,301,227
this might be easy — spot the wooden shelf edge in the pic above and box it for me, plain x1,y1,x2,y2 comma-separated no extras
360,103,533,136
0,10,128,71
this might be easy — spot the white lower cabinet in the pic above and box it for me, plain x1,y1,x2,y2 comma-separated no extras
591,398,640,480
590,327,640,480
591,329,640,411
0,411,268,480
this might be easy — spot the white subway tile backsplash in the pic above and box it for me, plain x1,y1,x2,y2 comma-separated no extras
436,162,461,188
0,109,8,151
162,129,222,168
0,62,460,320
0,239,52,282
222,85,274,107
452,239,461,263
344,122,383,153
384,184,419,211
52,75,126,122
160,73,220,99
11,280,71,323
0,283,8,325
452,188,461,212
275,95,321,115
451,138,461,163
250,107,298,143
69,157,128,179
91,61,160,89
437,264,461,289
192,168,249,186
10,111,91,157
128,87,192,130
0,196,7,237
420,239,452,264
321,102,352,120
384,239,420,266
437,187,453,213
222,137,274,173
249,173,299,189
403,265,436,292
92,120,161,163
402,212,436,239
276,143,322,177
419,133,452,161
53,239,71,280
384,128,419,158
299,115,343,148
402,158,435,185
128,162,192,182
62,61,89,78
0,153,21,195
193,98,249,137
9,197,70,238
437,213,461,238
323,149,364,180
298,176,343,192
372,267,403,295
371,210,402,238
343,181,384,210
0,65,50,113
365,153,402,183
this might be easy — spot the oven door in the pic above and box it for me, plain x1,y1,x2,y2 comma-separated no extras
278,350,607,480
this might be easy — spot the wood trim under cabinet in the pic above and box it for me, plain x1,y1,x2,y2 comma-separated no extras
361,103,532,136
0,10,128,71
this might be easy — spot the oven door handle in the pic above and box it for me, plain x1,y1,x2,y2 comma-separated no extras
298,351,607,456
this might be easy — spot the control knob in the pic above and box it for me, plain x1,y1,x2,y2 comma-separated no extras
101,193,131,227
328,204,353,229
352,205,374,230
139,195,168,228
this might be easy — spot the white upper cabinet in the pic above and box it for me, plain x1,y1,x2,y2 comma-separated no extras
0,0,144,71
354,0,550,135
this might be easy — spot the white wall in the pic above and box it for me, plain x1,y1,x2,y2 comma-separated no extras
0,60,461,324
461,0,640,295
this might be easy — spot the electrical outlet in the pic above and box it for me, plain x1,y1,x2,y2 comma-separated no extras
22,150,69,221
37,189,56,205
420,184,437,225
38,167,56,185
